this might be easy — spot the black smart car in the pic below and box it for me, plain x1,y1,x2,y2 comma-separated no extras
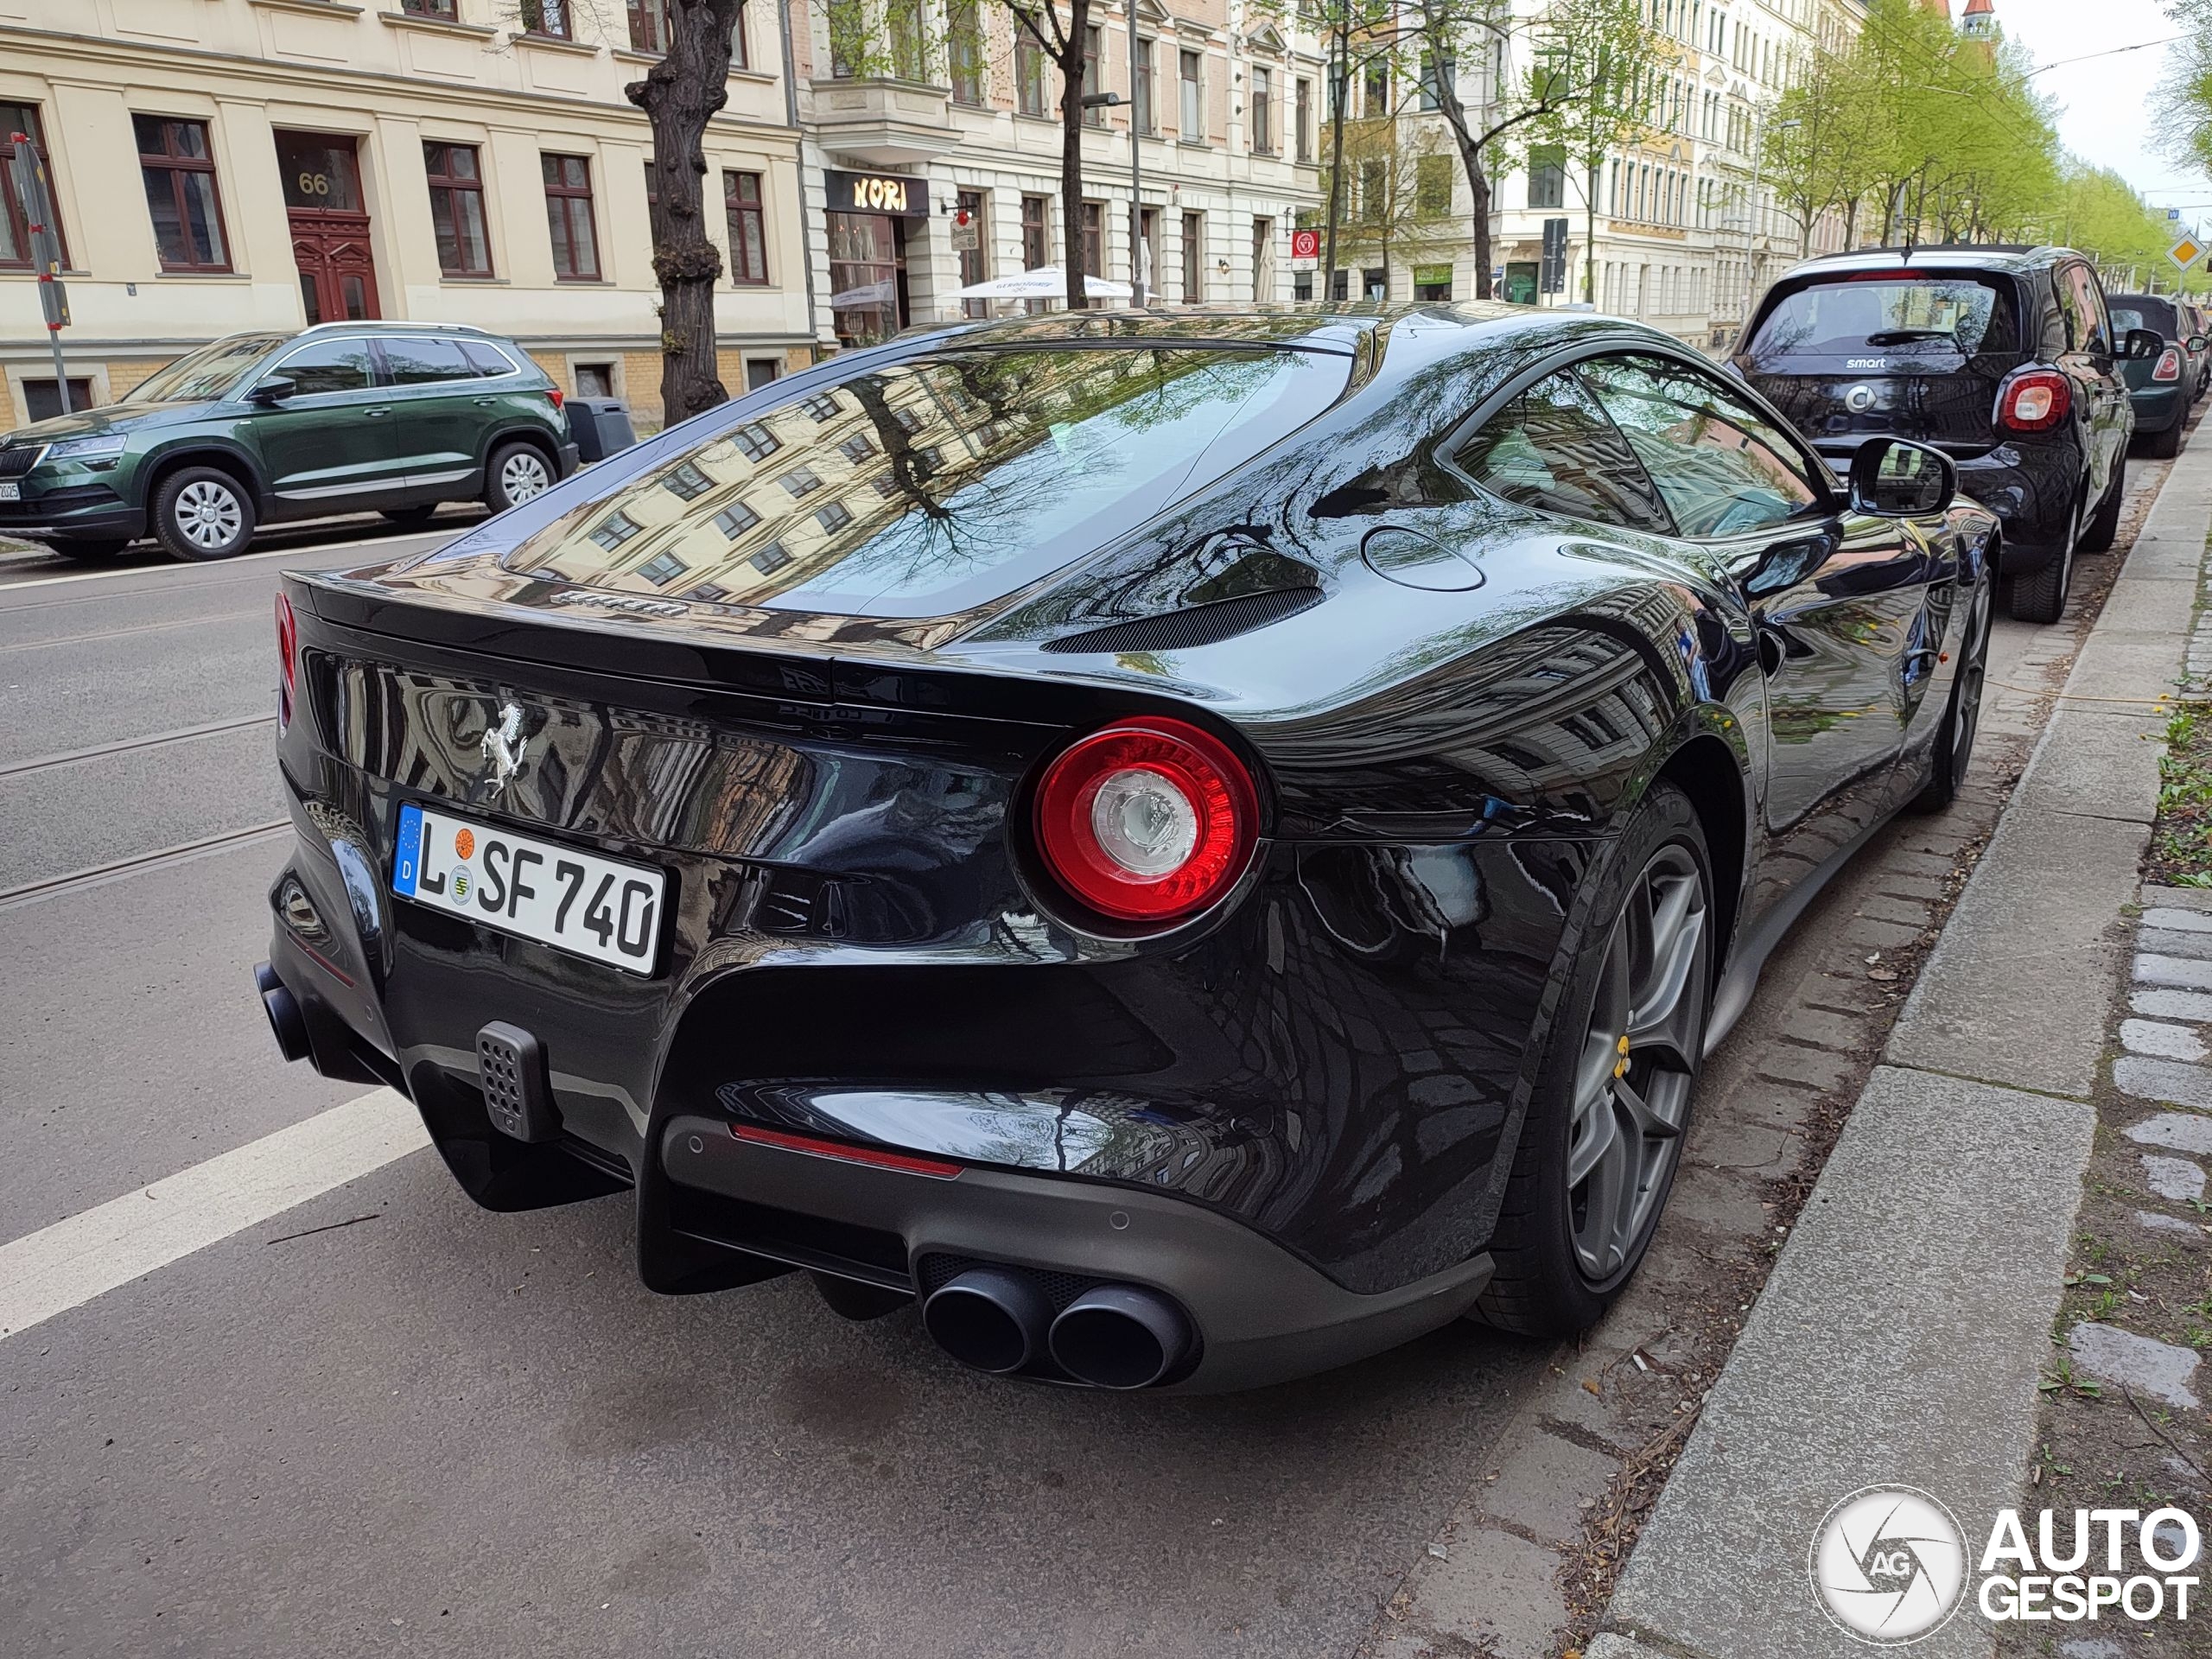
257,307,1994,1392
1733,245,2154,624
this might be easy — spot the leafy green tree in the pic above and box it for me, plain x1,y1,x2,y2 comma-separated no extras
1520,0,1662,300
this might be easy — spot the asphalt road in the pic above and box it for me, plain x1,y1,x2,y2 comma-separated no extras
0,477,2155,1657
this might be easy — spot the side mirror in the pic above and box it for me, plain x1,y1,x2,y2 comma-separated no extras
2190,334,2207,353
2124,327,2163,361
1849,436,1955,518
247,375,296,404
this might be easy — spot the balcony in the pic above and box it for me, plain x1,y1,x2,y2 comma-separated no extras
807,76,959,165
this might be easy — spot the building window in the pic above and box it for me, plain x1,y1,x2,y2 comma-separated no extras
1417,52,1454,111
1180,210,1202,301
779,465,822,498
817,500,853,534
1293,272,1313,302
1363,265,1387,302
1021,194,1050,269
1416,155,1452,219
0,102,66,271
1414,263,1452,302
1250,67,1273,154
746,358,779,391
519,0,571,38
724,170,768,284
950,0,984,104
715,502,761,537
401,0,458,15
21,378,95,422
1134,38,1156,135
134,116,230,273
731,0,749,68
542,154,600,280
839,434,876,464
638,550,688,586
590,511,642,551
1359,160,1385,223
1179,50,1203,139
1529,145,1565,209
1081,201,1103,279
663,461,713,500
1083,27,1105,126
1250,216,1271,301
888,0,925,79
1295,79,1313,162
732,422,779,461
627,0,671,53
752,542,791,574
1017,34,1051,117
575,362,615,397
424,142,491,278
1363,56,1389,118
802,391,841,422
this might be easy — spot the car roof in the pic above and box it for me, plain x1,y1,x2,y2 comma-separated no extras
1782,244,2077,278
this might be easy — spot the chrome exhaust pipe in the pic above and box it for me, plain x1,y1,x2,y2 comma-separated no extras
255,962,311,1065
921,1266,1052,1374
1049,1285,1192,1389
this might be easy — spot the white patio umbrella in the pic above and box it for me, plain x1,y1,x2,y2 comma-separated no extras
952,266,1133,301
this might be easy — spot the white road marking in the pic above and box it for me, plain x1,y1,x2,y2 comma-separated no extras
0,1088,429,1341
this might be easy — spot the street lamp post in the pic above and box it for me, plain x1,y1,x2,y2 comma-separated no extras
1128,0,1146,303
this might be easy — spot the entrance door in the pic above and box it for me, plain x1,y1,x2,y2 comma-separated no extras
275,130,380,325
827,211,904,347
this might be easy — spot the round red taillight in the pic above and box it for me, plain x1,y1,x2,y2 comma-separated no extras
1033,716,1259,925
275,592,297,728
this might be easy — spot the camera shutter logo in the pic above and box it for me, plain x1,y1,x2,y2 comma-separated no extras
1809,1485,1968,1645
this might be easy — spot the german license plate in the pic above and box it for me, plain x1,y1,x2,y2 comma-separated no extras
0,482,19,502
391,802,666,975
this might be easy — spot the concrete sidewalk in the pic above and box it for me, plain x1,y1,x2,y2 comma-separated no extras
1591,440,2212,1659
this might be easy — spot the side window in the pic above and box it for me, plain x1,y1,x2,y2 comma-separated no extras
1449,369,1673,532
1578,353,1826,539
461,340,518,377
271,340,376,396
2053,270,2085,353
383,336,478,385
2069,266,2111,355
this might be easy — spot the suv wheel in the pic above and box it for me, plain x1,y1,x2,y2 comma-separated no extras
486,442,552,513
152,466,256,563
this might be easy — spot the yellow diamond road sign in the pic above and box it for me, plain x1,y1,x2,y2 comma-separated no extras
2169,233,2204,270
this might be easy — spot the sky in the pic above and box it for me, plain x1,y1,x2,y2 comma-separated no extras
1980,0,2212,218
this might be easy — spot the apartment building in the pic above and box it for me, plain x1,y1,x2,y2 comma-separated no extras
788,0,1330,347
0,0,811,431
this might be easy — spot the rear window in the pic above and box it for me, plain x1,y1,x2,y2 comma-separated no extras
1745,276,2018,359
2110,298,2177,338
500,346,1348,617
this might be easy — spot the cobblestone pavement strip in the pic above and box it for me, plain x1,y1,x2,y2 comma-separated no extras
1358,453,2187,1659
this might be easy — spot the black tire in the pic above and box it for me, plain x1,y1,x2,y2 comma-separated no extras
1477,780,1713,1338
2078,458,2126,553
1910,570,1993,814
2145,418,2183,460
150,465,256,563
484,442,555,513
380,505,440,529
2001,499,2076,625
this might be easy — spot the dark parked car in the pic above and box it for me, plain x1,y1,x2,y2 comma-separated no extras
257,307,1994,1392
2107,293,2205,457
0,322,577,563
1733,245,2154,624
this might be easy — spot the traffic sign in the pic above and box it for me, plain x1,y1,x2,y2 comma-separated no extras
2171,207,2183,220
1290,228,1319,269
2169,232,2203,271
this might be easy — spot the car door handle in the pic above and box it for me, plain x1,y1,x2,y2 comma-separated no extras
364,406,391,417
474,397,496,406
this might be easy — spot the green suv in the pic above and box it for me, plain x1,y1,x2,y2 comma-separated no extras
0,322,579,562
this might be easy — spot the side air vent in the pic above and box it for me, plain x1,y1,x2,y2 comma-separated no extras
1039,585,1324,654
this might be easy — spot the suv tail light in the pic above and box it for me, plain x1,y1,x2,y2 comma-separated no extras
2155,346,2183,383
1998,370,2072,433
275,592,297,729
545,386,565,411
1033,716,1259,925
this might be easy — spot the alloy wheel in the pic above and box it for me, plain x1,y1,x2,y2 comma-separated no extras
1566,843,1711,1282
1951,579,1993,783
501,453,550,503
175,479,243,550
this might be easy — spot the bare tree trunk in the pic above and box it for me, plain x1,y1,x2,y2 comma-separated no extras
1062,64,1088,309
627,0,738,423
1585,167,1598,302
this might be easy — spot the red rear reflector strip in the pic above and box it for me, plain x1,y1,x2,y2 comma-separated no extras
730,1122,962,1179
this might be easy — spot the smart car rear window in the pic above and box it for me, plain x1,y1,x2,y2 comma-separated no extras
500,345,1350,618
1746,276,2018,359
